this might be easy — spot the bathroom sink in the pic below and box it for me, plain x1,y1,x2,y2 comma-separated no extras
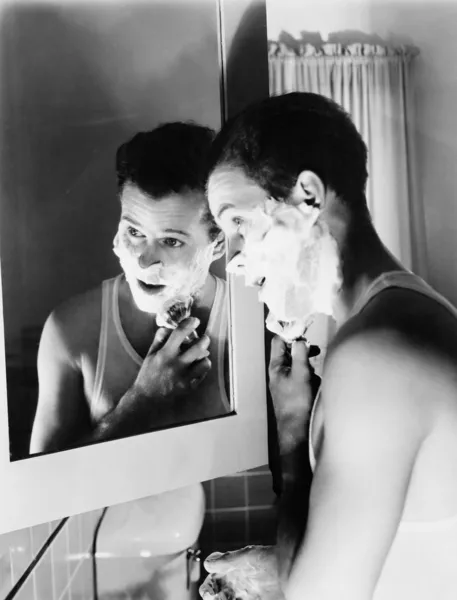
97,483,206,557
95,483,206,599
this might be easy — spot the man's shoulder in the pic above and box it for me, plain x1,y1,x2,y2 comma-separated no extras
323,310,456,430
332,283,457,370
321,328,435,438
44,280,108,352
358,283,457,339
52,282,103,323
326,326,408,374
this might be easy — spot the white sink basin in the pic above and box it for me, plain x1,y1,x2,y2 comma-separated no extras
97,483,206,557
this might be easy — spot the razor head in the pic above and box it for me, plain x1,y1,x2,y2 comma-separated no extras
156,295,194,329
266,313,313,344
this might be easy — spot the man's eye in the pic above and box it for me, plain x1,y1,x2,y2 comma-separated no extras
127,226,144,238
232,217,244,229
162,238,184,248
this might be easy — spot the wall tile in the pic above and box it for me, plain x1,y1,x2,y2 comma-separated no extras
0,531,16,598
31,523,52,557
34,545,55,600
68,558,93,600
201,465,278,559
59,587,72,600
8,527,33,588
247,473,276,507
50,521,63,534
213,510,247,548
14,570,36,600
51,524,71,600
214,476,246,509
80,510,102,556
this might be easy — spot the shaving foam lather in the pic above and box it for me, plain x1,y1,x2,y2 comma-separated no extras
156,295,199,346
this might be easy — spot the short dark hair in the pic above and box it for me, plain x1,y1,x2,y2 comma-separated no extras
209,92,369,211
116,121,220,240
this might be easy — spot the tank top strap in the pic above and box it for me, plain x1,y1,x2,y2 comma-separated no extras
308,386,321,471
349,270,457,321
92,276,118,409
207,276,230,412
205,275,225,336
348,270,408,318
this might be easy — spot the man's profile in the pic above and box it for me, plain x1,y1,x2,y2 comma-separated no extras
203,92,457,600
30,121,229,455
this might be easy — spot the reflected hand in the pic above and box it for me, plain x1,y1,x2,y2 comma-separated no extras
134,317,211,400
199,545,285,600
268,337,321,453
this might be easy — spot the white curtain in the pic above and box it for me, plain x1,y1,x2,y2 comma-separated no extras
269,41,427,278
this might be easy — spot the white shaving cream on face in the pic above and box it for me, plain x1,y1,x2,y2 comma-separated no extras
113,233,215,316
226,198,341,341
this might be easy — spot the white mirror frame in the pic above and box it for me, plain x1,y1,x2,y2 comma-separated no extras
0,0,269,534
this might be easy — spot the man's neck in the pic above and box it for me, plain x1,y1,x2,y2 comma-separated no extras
331,214,404,326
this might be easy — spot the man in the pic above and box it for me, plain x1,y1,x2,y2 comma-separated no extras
30,121,228,454
201,93,457,599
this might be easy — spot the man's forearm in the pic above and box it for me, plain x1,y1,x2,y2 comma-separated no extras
50,387,183,451
275,373,320,580
276,431,313,580
87,387,183,444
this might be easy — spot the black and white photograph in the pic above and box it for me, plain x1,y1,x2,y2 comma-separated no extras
2,0,457,599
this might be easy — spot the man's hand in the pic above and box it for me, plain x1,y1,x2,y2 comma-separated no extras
133,317,212,400
199,545,285,600
268,337,321,453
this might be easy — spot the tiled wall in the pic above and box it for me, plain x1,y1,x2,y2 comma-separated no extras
0,509,103,600
199,464,278,561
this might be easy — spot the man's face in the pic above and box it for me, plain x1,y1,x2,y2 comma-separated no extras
114,183,217,315
208,167,341,341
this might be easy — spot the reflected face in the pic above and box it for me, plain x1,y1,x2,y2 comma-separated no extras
208,167,341,340
114,183,217,314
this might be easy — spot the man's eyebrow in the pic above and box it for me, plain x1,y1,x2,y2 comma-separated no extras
120,217,190,238
216,203,235,219
163,228,190,238
121,215,141,227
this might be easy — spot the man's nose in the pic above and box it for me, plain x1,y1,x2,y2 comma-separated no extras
138,245,161,270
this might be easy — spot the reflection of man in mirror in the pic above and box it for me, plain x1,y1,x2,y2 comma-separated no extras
203,93,457,599
30,122,229,454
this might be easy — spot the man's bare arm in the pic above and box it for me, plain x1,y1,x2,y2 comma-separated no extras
31,311,210,454
30,310,92,454
284,333,432,600
268,338,320,579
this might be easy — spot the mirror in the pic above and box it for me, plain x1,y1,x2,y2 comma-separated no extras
0,0,269,536
1,0,234,462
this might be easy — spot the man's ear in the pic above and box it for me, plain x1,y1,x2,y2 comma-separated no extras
211,230,226,262
289,170,326,213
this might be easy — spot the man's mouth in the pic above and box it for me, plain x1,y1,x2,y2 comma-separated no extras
137,279,167,294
